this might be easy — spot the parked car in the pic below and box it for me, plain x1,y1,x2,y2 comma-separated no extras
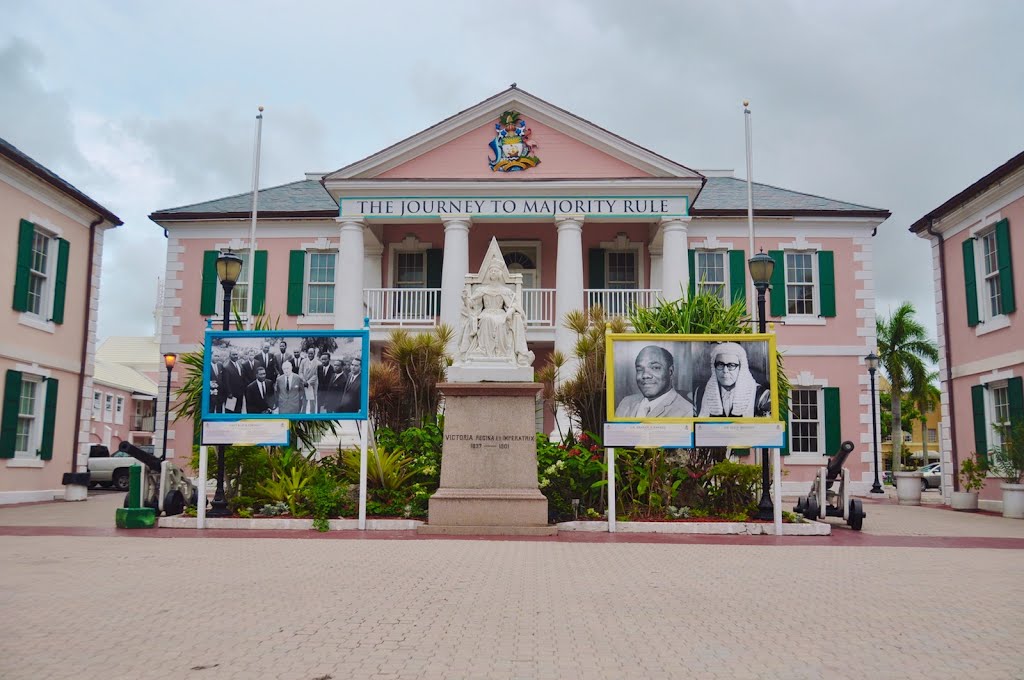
919,463,941,490
87,444,153,491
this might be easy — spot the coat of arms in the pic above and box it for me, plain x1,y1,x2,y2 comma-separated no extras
488,110,540,172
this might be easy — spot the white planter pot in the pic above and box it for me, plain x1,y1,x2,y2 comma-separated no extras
63,484,88,502
950,491,979,511
895,471,924,505
1001,483,1024,519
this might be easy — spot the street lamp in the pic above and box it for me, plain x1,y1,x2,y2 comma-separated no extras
161,353,177,461
208,250,243,518
866,351,884,493
748,249,775,521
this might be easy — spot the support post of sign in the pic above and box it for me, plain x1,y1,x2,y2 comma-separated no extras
607,447,616,533
197,445,208,530
358,421,368,530
772,448,782,535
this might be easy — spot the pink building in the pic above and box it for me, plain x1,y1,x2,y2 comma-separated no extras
150,88,889,495
911,150,1023,510
89,359,158,455
0,137,121,504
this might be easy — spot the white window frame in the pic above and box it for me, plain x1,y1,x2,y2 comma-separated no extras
14,374,45,460
231,249,251,318
694,249,728,304
927,428,938,444
784,250,819,318
305,250,337,316
605,250,639,290
92,390,103,421
789,387,823,456
499,241,542,289
17,225,59,333
392,250,427,289
103,393,114,424
987,381,1010,463
115,396,125,425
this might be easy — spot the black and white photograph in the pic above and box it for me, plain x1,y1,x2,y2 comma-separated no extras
202,331,367,421
607,335,777,422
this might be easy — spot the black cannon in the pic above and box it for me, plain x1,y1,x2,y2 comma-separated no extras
793,440,866,531
118,441,198,516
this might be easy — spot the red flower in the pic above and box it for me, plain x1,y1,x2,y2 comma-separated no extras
579,433,590,443
590,454,600,462
590,444,599,452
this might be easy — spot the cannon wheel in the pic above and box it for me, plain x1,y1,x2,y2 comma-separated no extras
804,497,819,521
795,497,807,514
164,490,185,517
848,499,865,531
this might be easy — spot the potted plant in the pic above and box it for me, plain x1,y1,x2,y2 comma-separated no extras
951,457,987,511
993,420,1024,519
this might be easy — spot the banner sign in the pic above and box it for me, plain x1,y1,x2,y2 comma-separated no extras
203,420,291,446
603,422,693,448
694,422,786,448
606,333,779,424
340,195,688,220
202,329,370,421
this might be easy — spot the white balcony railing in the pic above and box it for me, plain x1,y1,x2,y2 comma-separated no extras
585,288,662,318
364,288,441,326
363,287,662,328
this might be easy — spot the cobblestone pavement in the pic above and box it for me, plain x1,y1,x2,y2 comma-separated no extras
2,493,1023,679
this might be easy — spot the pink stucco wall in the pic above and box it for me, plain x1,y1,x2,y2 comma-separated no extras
377,118,653,180
87,385,155,454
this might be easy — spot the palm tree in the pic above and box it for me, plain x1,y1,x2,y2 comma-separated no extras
876,303,939,474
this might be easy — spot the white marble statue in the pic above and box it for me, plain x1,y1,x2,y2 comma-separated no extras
452,238,535,374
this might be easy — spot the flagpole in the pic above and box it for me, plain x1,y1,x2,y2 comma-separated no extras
744,100,756,324
244,106,264,330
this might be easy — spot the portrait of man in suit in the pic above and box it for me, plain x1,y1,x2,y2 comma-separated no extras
336,356,362,413
315,353,335,413
255,342,279,385
275,361,304,414
221,349,247,413
614,345,694,418
244,366,276,414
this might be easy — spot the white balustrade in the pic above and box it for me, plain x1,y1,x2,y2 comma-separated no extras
363,288,441,326
585,289,663,318
521,288,556,327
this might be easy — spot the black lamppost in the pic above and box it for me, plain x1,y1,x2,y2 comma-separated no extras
161,352,177,461
749,250,775,521
866,351,884,493
208,250,243,518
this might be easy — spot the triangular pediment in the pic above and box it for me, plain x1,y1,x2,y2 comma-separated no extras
323,87,703,182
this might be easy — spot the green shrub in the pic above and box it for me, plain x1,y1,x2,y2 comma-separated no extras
702,460,761,519
536,431,607,521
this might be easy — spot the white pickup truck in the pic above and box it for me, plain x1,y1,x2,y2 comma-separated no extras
87,447,150,491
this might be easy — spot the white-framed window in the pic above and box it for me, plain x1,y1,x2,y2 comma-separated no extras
990,382,1010,451
230,250,251,315
394,252,426,288
980,229,1004,318
927,428,938,444
92,390,102,420
606,251,638,290
305,251,336,315
15,375,43,458
785,251,817,316
502,244,540,289
695,250,727,304
27,229,53,317
789,388,822,454
115,396,125,425
103,393,113,423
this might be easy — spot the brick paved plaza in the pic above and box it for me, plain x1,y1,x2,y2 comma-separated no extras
1,493,1023,680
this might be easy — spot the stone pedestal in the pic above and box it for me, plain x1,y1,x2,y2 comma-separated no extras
418,382,555,536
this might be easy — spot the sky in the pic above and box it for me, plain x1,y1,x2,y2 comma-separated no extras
1,0,1022,342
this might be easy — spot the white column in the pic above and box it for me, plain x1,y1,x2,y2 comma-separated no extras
660,216,690,301
439,216,472,332
554,215,585,378
335,217,366,329
649,245,663,298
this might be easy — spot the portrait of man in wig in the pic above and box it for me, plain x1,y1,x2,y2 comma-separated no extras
694,342,771,418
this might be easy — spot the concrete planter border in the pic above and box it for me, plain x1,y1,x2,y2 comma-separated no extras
556,520,831,535
158,517,423,531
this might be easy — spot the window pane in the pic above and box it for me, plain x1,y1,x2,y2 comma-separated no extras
396,253,425,287
607,251,637,289
790,388,819,453
786,252,815,315
31,231,48,274
696,252,726,303
307,283,334,314
229,252,250,312
982,232,998,276
309,253,336,283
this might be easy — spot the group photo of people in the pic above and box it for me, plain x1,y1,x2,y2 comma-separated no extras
204,334,364,418
610,337,775,421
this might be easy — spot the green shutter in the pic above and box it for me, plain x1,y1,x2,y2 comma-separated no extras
588,248,605,288
0,370,22,458
51,238,70,324
1008,377,1024,425
962,238,979,327
426,248,443,314
995,219,1015,314
769,251,786,317
972,384,987,465
728,250,746,305
287,250,306,316
824,387,841,456
251,250,268,316
39,378,58,461
200,251,219,316
731,448,750,457
687,249,696,298
13,219,35,312
818,250,836,318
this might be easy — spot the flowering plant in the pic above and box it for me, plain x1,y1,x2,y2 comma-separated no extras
536,431,607,521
